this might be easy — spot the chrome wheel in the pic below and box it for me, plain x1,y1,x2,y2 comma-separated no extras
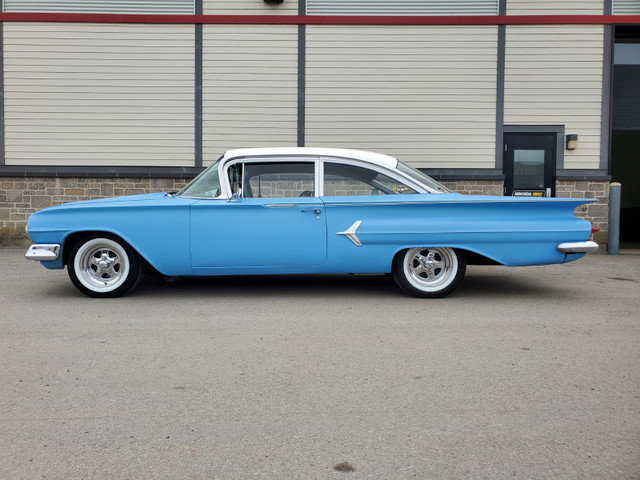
392,247,465,298
404,247,457,292
73,238,131,294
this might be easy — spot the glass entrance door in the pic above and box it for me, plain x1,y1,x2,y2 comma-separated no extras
504,133,556,197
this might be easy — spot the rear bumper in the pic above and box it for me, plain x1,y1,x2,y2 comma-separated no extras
25,244,60,261
557,241,599,253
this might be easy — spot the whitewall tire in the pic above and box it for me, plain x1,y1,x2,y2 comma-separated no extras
392,247,466,298
67,235,143,298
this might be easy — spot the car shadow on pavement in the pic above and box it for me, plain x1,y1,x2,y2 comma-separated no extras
121,267,559,301
38,266,560,300
133,273,399,299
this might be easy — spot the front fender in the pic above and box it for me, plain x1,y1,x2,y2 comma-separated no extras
26,195,195,275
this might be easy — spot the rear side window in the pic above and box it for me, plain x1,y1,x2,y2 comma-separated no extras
323,162,417,196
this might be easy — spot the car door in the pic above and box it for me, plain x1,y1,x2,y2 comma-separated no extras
190,159,327,272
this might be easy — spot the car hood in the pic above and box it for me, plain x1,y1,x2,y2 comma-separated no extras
42,192,173,211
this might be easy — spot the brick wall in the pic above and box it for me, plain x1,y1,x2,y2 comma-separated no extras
556,180,610,244
0,177,188,246
0,176,610,245
440,180,504,196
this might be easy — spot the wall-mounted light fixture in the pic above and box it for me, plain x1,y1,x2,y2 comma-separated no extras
264,0,284,5
566,134,578,150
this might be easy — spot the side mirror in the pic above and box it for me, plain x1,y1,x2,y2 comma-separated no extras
228,193,241,202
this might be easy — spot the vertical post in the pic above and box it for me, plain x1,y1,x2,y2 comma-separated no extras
494,0,506,175
608,182,621,255
0,22,5,166
194,0,203,168
297,0,306,147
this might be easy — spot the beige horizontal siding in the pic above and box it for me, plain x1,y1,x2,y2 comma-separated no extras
306,26,497,169
613,0,640,14
202,25,298,165
203,0,297,15
504,25,604,169
4,0,194,14
507,0,604,15
3,23,194,167
307,0,498,15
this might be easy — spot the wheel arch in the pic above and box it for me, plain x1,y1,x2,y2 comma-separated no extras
390,245,502,271
61,230,157,274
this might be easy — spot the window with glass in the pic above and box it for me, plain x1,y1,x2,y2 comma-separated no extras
513,150,545,190
178,158,222,198
228,162,316,198
323,162,417,196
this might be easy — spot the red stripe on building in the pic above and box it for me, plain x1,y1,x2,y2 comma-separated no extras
0,13,638,25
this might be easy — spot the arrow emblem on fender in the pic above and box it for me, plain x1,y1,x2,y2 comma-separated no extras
336,220,363,247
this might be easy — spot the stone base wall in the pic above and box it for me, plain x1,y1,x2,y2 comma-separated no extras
0,177,188,246
0,177,610,246
556,180,610,244
441,180,504,196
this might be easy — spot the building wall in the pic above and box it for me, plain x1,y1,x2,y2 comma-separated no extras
3,23,195,167
504,25,605,169
202,25,298,165
306,25,498,168
506,0,604,15
557,180,610,245
202,0,297,15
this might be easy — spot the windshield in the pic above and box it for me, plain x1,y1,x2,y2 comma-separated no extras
396,161,451,193
178,158,223,198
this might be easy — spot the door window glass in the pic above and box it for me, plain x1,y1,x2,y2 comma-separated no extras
229,162,315,198
323,163,417,196
513,149,545,190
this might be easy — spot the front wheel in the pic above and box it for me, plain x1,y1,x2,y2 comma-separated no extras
392,247,466,298
67,235,143,298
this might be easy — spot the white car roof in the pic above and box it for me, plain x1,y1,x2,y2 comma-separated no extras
222,147,399,170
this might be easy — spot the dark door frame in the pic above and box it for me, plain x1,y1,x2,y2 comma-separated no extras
503,125,565,197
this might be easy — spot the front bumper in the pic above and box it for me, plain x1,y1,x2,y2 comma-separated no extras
557,241,599,253
25,244,61,261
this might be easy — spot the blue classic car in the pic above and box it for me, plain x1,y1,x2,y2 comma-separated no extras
25,147,598,298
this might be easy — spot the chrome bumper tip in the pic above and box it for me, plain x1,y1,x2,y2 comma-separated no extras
558,241,599,253
25,244,60,261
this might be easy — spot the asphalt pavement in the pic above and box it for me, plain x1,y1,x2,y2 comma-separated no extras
1,247,639,479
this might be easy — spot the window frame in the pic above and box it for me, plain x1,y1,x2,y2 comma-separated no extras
317,157,429,196
222,156,321,199
217,154,432,200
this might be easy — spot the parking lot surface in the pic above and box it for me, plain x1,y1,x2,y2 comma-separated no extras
1,247,639,479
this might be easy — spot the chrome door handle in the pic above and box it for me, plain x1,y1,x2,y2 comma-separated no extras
301,208,322,214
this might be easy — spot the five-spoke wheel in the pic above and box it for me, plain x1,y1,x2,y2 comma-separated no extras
67,235,143,298
392,247,466,298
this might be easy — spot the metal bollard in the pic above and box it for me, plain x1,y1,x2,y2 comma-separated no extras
608,182,621,255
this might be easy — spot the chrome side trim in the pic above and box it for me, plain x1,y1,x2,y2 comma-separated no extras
336,220,363,247
25,244,60,261
324,198,596,207
558,241,599,253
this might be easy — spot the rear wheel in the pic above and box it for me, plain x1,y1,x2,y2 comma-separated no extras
67,235,143,298
392,247,466,298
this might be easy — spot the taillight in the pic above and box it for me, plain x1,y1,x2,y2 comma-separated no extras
591,225,600,234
